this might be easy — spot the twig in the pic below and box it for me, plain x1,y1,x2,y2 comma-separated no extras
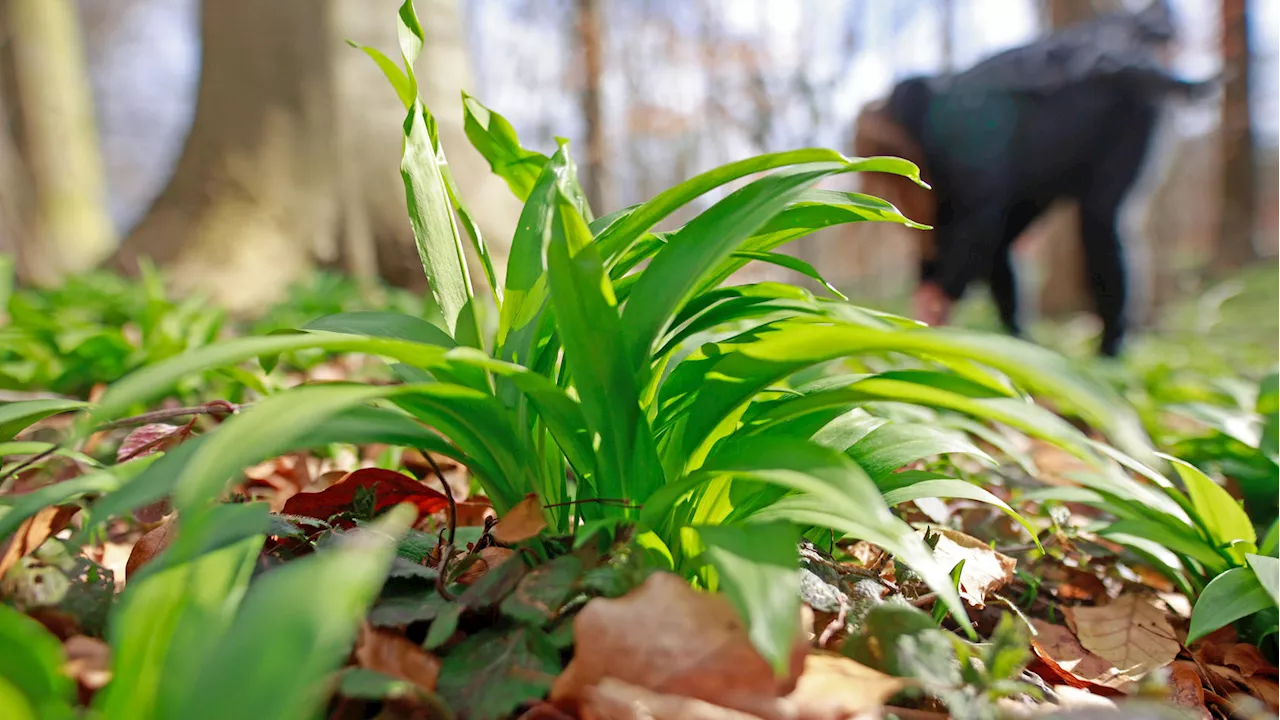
818,594,848,647
909,592,938,608
97,401,239,431
424,450,459,600
0,444,59,485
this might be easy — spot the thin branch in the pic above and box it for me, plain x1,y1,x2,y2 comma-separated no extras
0,444,58,485
96,400,239,431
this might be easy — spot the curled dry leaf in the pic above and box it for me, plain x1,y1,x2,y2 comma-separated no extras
116,422,190,463
1030,619,1138,693
492,493,548,545
281,467,448,523
63,634,112,701
455,498,497,527
780,653,906,720
549,572,808,718
455,546,516,587
354,623,441,693
921,527,1016,608
0,504,79,578
1067,594,1179,680
1167,661,1211,720
126,518,178,579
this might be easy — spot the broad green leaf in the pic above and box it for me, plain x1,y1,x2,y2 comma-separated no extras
0,399,88,442
1099,519,1229,575
0,604,74,720
620,162,856,373
401,103,474,339
85,333,449,430
546,189,661,505
878,475,1037,544
303,311,454,348
461,92,549,201
594,149,920,265
1186,567,1276,644
846,421,994,480
96,503,265,720
1261,520,1278,557
696,521,802,675
730,250,846,300
1248,554,1279,604
173,505,415,720
1164,454,1256,557
395,0,425,71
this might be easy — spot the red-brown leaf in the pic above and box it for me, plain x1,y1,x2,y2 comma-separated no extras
280,468,448,521
0,505,79,578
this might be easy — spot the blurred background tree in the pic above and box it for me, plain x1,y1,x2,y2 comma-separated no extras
0,0,1274,321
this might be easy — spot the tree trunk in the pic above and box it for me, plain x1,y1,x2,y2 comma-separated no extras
1214,0,1257,272
109,0,338,313
4,0,115,286
111,0,520,313
575,0,609,214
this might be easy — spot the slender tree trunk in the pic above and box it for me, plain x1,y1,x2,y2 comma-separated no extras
1214,0,1257,272
4,0,115,286
576,0,609,213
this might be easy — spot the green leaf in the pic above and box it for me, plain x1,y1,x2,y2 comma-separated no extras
0,442,100,469
499,555,585,626
303,311,454,347
95,503,265,719
85,333,449,430
620,162,855,374
172,505,415,720
1187,566,1277,644
436,627,561,720
1164,454,1256,557
546,188,661,504
1248,554,1279,604
846,421,994,480
879,475,1038,545
0,604,75,720
730,250,847,300
401,103,474,340
461,92,550,201
696,521,802,675
594,149,878,265
346,41,413,109
1099,519,1229,575
0,399,88,442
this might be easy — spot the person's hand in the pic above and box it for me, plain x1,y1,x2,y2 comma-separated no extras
913,282,952,327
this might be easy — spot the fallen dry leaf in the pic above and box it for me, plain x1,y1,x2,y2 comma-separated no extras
0,505,79,578
492,493,548,545
354,623,441,693
63,634,112,702
1029,619,1138,693
921,527,1015,608
1224,643,1278,679
281,467,448,524
780,652,905,720
581,678,767,720
126,518,178,579
1167,661,1211,720
1243,676,1279,711
549,572,808,717
455,498,497,527
1068,594,1179,680
116,422,191,463
455,546,515,586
